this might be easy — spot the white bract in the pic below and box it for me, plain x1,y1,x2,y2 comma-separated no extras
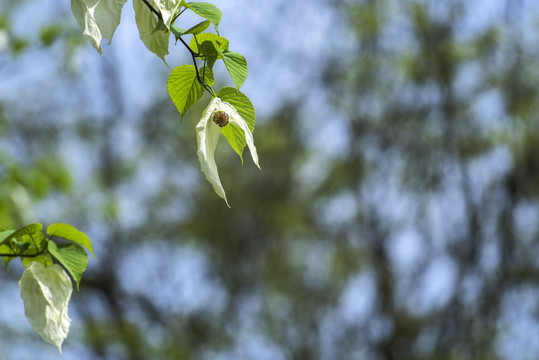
19,262,73,353
148,0,182,29
71,0,126,55
196,97,260,207
133,0,170,61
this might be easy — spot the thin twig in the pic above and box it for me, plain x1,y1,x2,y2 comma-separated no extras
139,0,216,97
0,252,44,258
141,0,162,20
178,37,215,96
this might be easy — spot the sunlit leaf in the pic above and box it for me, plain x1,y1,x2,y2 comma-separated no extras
222,50,248,89
47,223,96,259
200,65,215,86
218,87,256,161
134,0,170,61
181,1,222,31
168,64,203,116
0,223,42,245
200,40,218,69
48,242,88,290
185,20,211,36
21,255,53,268
218,87,255,131
0,230,15,244
189,33,228,56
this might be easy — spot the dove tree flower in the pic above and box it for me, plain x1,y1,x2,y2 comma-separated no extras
19,262,73,353
197,97,260,207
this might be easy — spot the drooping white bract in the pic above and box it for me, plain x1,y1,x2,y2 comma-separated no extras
71,0,127,55
196,97,260,207
19,262,73,353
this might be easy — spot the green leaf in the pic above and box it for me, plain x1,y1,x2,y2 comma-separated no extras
0,223,42,245
22,254,53,268
189,33,228,57
185,20,211,35
222,50,248,89
47,223,96,260
218,87,255,131
0,225,46,269
171,20,209,40
70,0,127,55
200,66,215,86
218,88,256,162
221,123,248,163
200,41,218,70
168,65,204,116
48,242,88,290
134,0,170,61
181,1,222,31
0,243,16,268
0,230,15,244
17,232,47,254
170,25,186,39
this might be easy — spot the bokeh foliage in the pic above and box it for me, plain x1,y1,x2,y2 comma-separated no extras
1,0,539,359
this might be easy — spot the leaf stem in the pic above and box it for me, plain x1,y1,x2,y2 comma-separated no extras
140,0,162,20
178,37,216,96
139,0,216,97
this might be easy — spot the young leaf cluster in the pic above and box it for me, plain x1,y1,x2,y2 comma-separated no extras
0,223,95,289
70,0,260,205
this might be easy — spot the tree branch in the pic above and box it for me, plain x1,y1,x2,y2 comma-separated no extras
0,252,45,258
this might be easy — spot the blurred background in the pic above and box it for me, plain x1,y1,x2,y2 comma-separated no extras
1,0,539,359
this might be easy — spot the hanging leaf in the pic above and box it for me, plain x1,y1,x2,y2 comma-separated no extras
218,87,256,161
189,33,228,56
21,254,53,268
47,223,96,259
134,0,170,61
222,50,248,89
0,223,42,245
199,40,219,70
186,20,211,35
0,230,16,244
48,242,88,290
200,65,215,86
218,87,255,132
181,1,222,31
168,65,204,116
